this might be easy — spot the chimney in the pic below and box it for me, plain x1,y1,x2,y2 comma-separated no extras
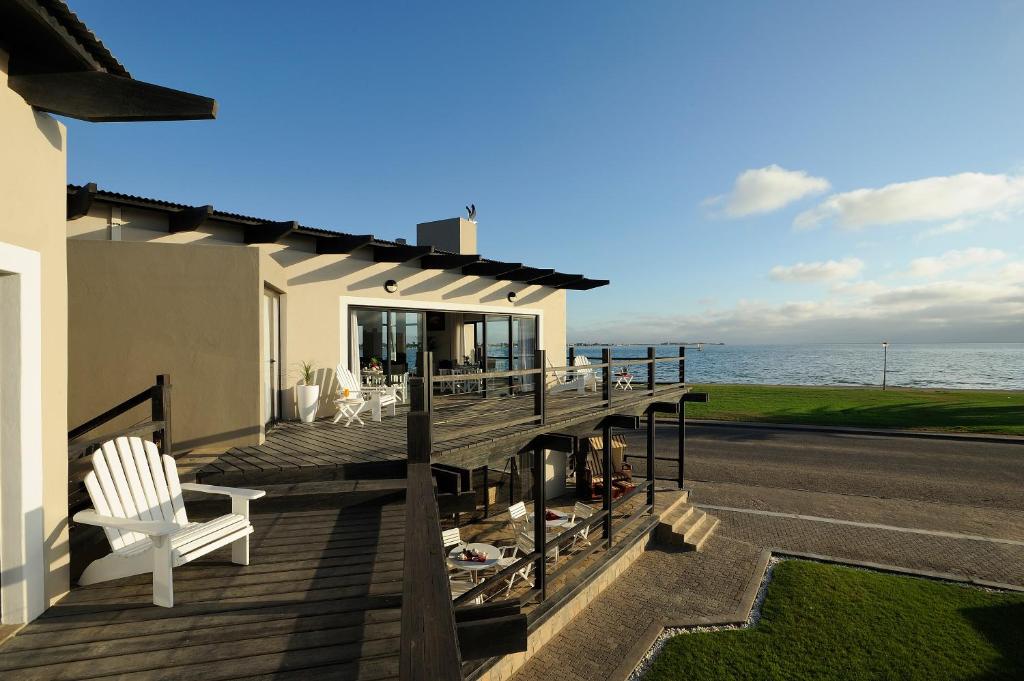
416,218,477,255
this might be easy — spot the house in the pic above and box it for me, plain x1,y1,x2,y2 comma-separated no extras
65,189,608,453
0,0,214,624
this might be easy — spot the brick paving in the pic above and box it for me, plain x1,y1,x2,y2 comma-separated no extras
714,509,1024,586
508,534,763,681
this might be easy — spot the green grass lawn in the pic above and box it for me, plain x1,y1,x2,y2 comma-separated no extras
644,560,1024,681
679,384,1024,435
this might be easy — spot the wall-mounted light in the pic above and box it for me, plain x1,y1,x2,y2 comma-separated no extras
384,279,399,294
507,291,518,303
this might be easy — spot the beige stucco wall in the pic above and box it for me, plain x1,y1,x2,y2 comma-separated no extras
67,204,569,450
67,240,261,453
0,50,70,606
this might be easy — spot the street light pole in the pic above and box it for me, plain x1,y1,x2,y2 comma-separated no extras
881,341,889,391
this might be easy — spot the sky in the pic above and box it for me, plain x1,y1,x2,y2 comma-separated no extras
65,1,1024,344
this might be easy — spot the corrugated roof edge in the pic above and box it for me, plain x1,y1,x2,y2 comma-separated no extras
40,0,131,77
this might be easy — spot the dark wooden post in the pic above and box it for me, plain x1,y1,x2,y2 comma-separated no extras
602,424,613,545
678,346,686,490
483,465,490,519
532,446,547,599
646,347,656,506
601,347,612,407
152,374,171,455
534,349,546,425
568,346,575,368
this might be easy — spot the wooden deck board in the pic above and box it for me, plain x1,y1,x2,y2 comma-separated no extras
197,387,688,486
1,503,406,681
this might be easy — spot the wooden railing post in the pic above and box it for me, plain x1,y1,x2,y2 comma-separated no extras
646,347,656,506
678,346,686,490
532,446,547,600
601,347,612,407
534,349,546,426
568,346,575,369
602,424,613,545
152,374,171,455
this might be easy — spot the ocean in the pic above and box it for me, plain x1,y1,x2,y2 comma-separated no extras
569,343,1024,391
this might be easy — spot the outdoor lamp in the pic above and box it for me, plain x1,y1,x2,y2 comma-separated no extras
507,291,518,303
384,279,399,294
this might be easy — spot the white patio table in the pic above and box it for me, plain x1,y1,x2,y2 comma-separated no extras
447,543,500,583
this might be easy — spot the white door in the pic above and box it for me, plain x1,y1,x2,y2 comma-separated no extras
262,289,281,426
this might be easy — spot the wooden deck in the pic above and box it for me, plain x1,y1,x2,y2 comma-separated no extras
197,387,688,486
1,501,405,680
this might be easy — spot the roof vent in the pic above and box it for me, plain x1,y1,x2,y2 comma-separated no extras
416,218,477,254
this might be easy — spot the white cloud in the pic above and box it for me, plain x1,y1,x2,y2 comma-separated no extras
916,218,975,240
705,165,830,218
769,257,864,282
794,172,1024,230
907,247,1007,278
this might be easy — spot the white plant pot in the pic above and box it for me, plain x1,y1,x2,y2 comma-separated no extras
296,384,320,423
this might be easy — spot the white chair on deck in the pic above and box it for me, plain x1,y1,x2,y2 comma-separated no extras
508,501,529,534
573,355,600,392
333,364,398,425
73,436,265,608
567,501,595,552
442,527,465,551
547,358,585,395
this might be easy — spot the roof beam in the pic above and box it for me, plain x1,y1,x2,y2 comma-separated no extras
420,253,482,270
373,244,433,263
682,392,709,403
244,220,297,244
8,71,217,122
315,234,374,255
498,267,555,282
168,205,213,233
530,433,576,453
559,278,610,290
529,273,584,288
462,261,522,277
66,182,96,220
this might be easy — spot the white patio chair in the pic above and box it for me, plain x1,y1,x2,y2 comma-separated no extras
73,436,265,608
492,534,537,597
573,355,601,392
567,501,595,552
442,527,465,551
390,372,409,403
508,501,529,534
333,364,398,425
547,358,585,395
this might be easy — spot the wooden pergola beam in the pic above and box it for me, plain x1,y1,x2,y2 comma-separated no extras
559,278,610,290
420,253,482,270
8,71,217,122
315,234,374,255
648,401,681,415
244,220,297,244
530,433,576,453
498,267,554,282
66,182,96,220
168,205,213,233
682,392,709,403
462,260,522,277
374,244,434,263
600,414,640,430
529,272,584,287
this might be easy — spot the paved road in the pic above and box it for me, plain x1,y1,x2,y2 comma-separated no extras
624,423,1024,511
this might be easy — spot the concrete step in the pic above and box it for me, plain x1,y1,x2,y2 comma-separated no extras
653,501,720,551
682,512,720,551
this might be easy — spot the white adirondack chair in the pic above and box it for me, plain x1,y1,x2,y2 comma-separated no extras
572,355,600,392
547,358,585,395
333,364,398,425
73,436,265,608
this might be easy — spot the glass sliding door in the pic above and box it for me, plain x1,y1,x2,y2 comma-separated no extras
352,307,424,379
485,314,511,395
512,316,538,393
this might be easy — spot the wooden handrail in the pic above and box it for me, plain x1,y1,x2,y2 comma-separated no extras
400,404,462,681
68,374,172,460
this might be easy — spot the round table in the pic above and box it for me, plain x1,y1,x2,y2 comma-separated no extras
447,543,500,583
528,510,569,529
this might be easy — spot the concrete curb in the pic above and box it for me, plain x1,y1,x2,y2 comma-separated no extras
681,419,1024,445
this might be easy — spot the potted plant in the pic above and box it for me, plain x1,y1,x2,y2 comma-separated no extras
296,361,320,423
